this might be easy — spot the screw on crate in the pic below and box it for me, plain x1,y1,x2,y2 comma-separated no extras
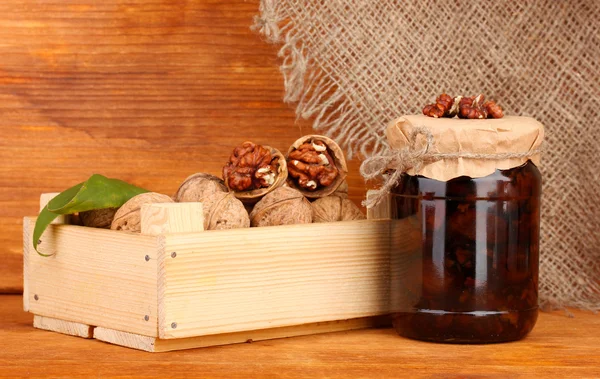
144,255,150,262
34,294,39,301
38,239,42,245
171,322,177,329
171,252,177,258
144,315,150,321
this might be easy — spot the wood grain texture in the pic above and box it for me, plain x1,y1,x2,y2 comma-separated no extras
94,326,156,352
141,202,204,236
366,190,392,219
33,315,94,338
2,295,599,378
159,219,391,339
0,0,369,293
24,217,159,336
94,317,387,353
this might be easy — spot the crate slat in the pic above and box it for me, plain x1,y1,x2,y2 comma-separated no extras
158,219,392,339
95,316,388,353
141,202,204,236
94,326,156,352
23,217,160,337
34,315,94,338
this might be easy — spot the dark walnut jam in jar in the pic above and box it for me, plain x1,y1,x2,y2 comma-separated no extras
390,161,541,343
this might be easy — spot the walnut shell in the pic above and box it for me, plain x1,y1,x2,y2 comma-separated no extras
80,208,118,229
224,144,288,204
173,173,228,203
204,191,250,230
311,195,365,223
111,192,174,232
333,180,349,199
286,135,348,199
250,186,312,227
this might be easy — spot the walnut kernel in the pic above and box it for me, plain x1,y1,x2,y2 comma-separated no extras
223,142,287,203
422,93,455,118
286,135,348,199
423,94,504,119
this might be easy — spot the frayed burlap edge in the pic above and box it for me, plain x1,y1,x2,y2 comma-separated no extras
252,1,600,312
252,0,389,159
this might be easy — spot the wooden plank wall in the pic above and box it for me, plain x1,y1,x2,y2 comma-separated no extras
0,0,368,293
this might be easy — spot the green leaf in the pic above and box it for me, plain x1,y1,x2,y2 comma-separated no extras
33,174,148,256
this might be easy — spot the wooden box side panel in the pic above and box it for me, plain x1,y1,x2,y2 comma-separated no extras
23,217,160,337
159,219,392,339
366,190,393,220
25,192,65,312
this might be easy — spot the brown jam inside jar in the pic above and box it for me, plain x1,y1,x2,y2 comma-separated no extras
390,161,541,343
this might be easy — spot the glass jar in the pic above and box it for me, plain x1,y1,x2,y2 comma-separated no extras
390,161,541,343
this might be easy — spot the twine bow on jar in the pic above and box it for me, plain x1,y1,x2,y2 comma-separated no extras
360,126,543,208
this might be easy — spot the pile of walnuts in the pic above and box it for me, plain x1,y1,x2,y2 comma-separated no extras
423,93,504,119
78,135,365,232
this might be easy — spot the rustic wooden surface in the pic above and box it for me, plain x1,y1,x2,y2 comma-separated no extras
0,0,367,293
1,295,599,378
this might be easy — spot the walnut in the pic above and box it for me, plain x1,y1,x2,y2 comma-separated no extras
222,142,287,203
422,103,445,118
333,180,349,199
173,172,249,230
484,100,504,118
249,186,312,227
423,94,504,119
311,195,365,223
286,135,348,199
458,94,504,119
422,93,456,118
203,191,250,230
80,208,118,228
173,173,227,203
458,94,487,119
111,192,174,232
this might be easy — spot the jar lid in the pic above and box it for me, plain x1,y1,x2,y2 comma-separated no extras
385,115,545,182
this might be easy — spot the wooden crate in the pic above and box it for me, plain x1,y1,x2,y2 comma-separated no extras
23,192,397,352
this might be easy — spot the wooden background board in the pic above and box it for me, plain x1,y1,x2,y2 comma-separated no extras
0,0,368,293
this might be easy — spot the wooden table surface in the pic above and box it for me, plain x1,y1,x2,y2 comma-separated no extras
1,295,598,378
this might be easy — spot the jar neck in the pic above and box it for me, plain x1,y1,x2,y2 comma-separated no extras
392,161,541,200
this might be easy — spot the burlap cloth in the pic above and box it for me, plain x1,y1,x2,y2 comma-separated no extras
253,1,600,310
